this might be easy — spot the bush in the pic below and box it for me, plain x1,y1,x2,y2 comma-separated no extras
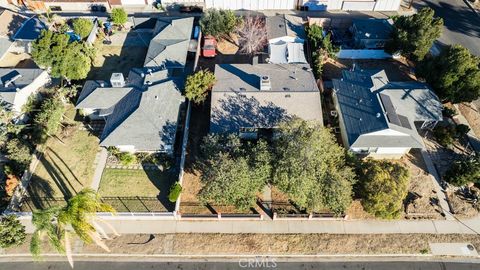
312,49,325,79
6,139,31,173
168,182,182,202
185,70,216,104
0,215,26,248
455,124,470,138
117,152,136,166
200,9,241,38
306,24,323,49
432,125,455,147
358,160,410,219
444,157,480,186
34,96,65,136
110,8,128,26
442,107,457,118
72,18,93,39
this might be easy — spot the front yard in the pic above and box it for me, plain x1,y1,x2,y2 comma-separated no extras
98,168,176,212
21,107,100,211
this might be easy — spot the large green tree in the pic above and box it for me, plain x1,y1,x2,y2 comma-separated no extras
31,188,117,267
32,30,94,80
198,134,271,210
200,9,241,38
417,45,480,103
72,18,93,39
0,215,26,248
185,70,216,104
358,160,410,219
386,7,443,61
272,119,355,214
6,138,31,173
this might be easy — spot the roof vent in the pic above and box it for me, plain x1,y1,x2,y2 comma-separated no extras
110,73,125,88
283,87,290,91
147,68,153,76
376,113,381,118
4,74,22,88
100,82,105,87
260,75,271,91
145,80,152,86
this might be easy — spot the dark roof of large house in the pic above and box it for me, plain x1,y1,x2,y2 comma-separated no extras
332,68,442,149
352,19,393,40
210,63,323,133
266,14,305,41
144,17,194,68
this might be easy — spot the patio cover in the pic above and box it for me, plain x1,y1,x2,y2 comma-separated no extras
268,41,288,64
287,42,307,63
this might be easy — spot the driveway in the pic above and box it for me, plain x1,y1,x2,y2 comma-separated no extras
414,0,480,56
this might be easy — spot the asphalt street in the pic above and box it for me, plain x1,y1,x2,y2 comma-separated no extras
1,260,480,270
414,0,480,56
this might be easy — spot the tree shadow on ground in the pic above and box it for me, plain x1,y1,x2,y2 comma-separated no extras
143,168,176,212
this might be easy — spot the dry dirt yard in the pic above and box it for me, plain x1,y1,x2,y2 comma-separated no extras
458,102,480,138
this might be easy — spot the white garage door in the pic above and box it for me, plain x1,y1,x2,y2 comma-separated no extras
205,0,297,10
342,1,375,10
374,0,401,11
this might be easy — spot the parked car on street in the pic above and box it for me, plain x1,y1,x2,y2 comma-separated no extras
202,35,217,58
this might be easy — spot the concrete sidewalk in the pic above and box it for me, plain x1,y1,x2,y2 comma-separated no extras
16,214,480,235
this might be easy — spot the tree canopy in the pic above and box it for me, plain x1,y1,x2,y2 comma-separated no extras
6,138,31,173
185,70,216,104
272,119,355,214
0,215,26,248
31,188,117,267
444,157,480,186
198,134,271,210
386,7,443,61
417,45,480,103
200,9,242,38
110,8,128,26
72,18,93,39
32,30,94,80
358,160,410,219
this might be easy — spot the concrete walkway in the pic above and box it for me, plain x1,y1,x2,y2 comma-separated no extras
90,148,108,191
420,148,454,220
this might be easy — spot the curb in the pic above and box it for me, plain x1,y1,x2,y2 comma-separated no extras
464,0,480,17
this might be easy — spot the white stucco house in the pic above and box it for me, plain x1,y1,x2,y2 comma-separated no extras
332,67,443,159
0,68,50,119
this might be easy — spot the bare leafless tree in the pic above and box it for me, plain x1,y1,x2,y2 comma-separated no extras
236,16,268,55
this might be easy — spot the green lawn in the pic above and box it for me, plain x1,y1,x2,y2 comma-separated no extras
98,169,176,212
23,107,100,210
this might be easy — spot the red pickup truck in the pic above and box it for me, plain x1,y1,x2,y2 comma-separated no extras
202,35,217,58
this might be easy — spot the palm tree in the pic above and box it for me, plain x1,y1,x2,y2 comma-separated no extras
30,188,118,267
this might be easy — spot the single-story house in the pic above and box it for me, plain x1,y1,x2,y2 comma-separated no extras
144,17,194,73
0,68,50,118
76,17,193,154
351,19,393,49
210,63,323,139
0,10,46,62
266,15,307,64
332,68,443,159
76,69,185,154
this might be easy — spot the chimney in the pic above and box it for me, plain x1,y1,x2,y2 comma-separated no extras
260,75,271,91
110,73,125,88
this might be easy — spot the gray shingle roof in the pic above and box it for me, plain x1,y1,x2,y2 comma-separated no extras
333,68,441,149
144,17,193,68
100,79,184,151
210,63,322,133
267,15,305,41
352,19,393,40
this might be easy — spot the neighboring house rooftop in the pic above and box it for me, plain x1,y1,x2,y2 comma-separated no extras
266,14,305,41
332,68,442,149
210,63,323,133
0,68,45,99
144,17,194,68
12,16,47,41
0,9,29,60
352,19,393,40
